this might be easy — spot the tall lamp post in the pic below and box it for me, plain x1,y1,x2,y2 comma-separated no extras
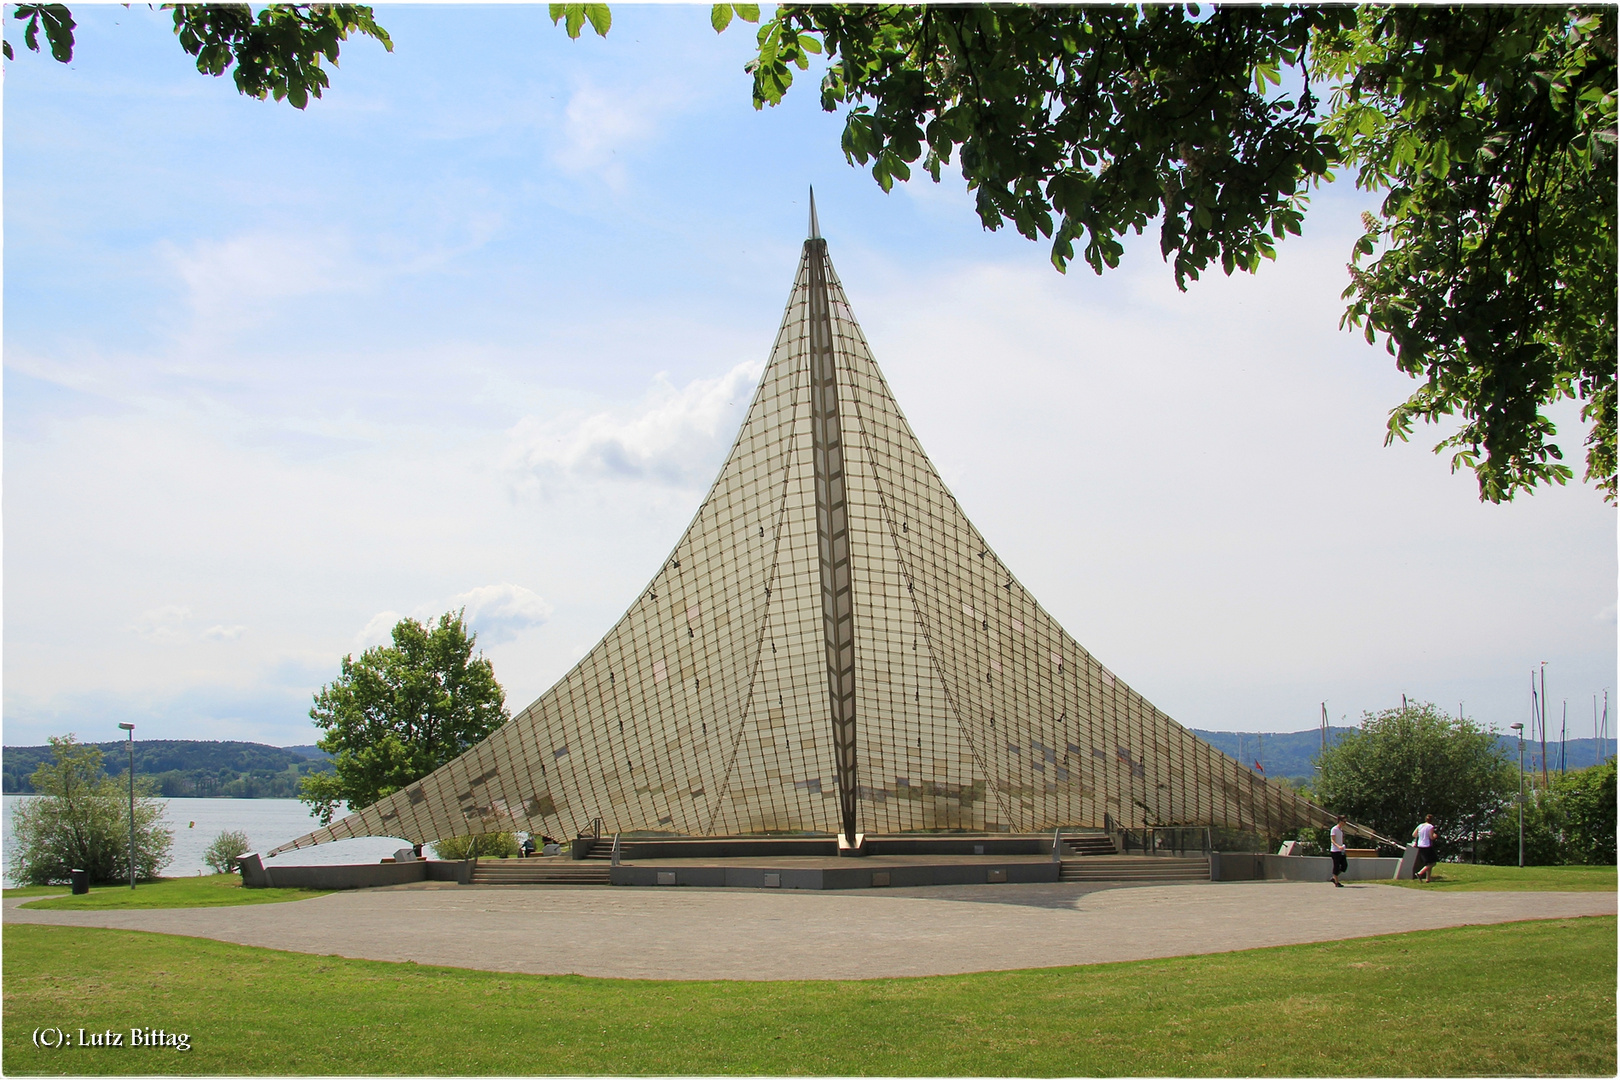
117,722,135,889
1509,722,1525,869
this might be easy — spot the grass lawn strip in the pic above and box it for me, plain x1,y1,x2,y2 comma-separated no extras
1381,862,1616,892
4,875,330,910
3,916,1612,1076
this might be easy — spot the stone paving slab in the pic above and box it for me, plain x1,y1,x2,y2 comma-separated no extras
5,881,1612,982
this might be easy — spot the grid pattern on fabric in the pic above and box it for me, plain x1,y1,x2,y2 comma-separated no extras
269,234,1333,855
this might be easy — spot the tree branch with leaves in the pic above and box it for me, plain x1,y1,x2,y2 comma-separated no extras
11,2,1613,502
4,2,392,108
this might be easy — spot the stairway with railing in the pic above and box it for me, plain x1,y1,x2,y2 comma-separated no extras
1058,830,1211,884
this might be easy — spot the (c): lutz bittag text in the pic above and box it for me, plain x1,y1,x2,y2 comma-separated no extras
32,1027,191,1051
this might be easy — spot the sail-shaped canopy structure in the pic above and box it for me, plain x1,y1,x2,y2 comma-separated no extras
271,203,1334,855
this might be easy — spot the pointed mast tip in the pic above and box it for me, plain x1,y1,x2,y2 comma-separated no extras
808,186,820,240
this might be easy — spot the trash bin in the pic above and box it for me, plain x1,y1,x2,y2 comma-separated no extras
69,869,89,895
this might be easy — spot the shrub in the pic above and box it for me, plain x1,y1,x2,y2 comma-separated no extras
1480,761,1618,866
202,829,253,874
431,832,519,859
8,735,173,885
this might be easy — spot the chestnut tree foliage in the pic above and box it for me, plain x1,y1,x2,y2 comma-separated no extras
4,2,391,109
9,3,1614,502
299,612,509,824
601,3,1620,504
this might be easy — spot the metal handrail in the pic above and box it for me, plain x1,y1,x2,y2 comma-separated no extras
1120,826,1212,856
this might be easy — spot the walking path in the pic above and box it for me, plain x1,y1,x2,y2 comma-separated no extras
6,880,1612,981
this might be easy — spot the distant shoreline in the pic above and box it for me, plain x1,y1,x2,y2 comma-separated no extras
3,740,330,798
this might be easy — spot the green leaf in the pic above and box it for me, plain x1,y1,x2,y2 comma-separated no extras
711,4,733,33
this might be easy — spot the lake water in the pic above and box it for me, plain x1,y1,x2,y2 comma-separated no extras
1,796,408,885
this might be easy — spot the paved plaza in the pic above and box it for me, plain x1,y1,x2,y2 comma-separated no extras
7,880,1612,981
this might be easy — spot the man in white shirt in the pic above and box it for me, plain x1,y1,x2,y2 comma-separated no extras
1330,816,1348,887
1413,814,1438,882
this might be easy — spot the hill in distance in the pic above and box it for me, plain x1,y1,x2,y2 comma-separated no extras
1193,727,1617,785
2,739,330,797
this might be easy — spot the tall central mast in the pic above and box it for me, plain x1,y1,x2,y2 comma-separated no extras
805,189,860,847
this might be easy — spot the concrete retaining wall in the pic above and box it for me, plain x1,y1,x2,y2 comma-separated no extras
1211,851,1410,883
238,853,473,890
609,861,1060,889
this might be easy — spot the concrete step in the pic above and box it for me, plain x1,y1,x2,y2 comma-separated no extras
1059,856,1210,883
1062,869,1209,880
470,863,611,886
1056,861,1211,867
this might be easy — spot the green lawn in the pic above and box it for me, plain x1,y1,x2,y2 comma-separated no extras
4,875,329,910
3,916,1612,1076
1385,862,1617,892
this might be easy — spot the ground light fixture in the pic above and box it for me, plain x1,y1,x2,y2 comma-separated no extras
117,722,135,888
1509,722,1525,868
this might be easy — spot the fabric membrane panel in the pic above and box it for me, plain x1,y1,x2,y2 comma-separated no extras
270,232,1334,854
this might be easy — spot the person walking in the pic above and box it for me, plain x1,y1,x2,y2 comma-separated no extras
1412,814,1438,882
1330,815,1348,887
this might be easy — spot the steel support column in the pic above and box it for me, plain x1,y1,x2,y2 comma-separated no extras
805,225,860,845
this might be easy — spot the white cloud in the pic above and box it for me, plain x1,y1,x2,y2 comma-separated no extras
354,610,404,651
354,585,552,652
504,359,761,490
202,624,248,642
128,605,192,642
553,83,660,189
453,583,554,645
163,231,357,343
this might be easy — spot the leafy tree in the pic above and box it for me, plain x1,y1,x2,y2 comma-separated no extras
4,3,392,109
566,4,1618,503
299,611,510,825
1558,758,1617,864
1314,702,1517,854
202,828,253,873
431,832,520,860
1480,759,1617,866
1316,8,1616,503
8,735,173,885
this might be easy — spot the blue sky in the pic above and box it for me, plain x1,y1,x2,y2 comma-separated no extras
5,4,1614,750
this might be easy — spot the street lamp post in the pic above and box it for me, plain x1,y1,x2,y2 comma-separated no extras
117,723,135,889
1510,722,1525,869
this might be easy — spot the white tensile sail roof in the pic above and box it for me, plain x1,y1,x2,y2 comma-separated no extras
271,211,1332,854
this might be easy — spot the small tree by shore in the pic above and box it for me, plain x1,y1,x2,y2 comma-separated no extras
8,735,173,885
202,829,253,874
